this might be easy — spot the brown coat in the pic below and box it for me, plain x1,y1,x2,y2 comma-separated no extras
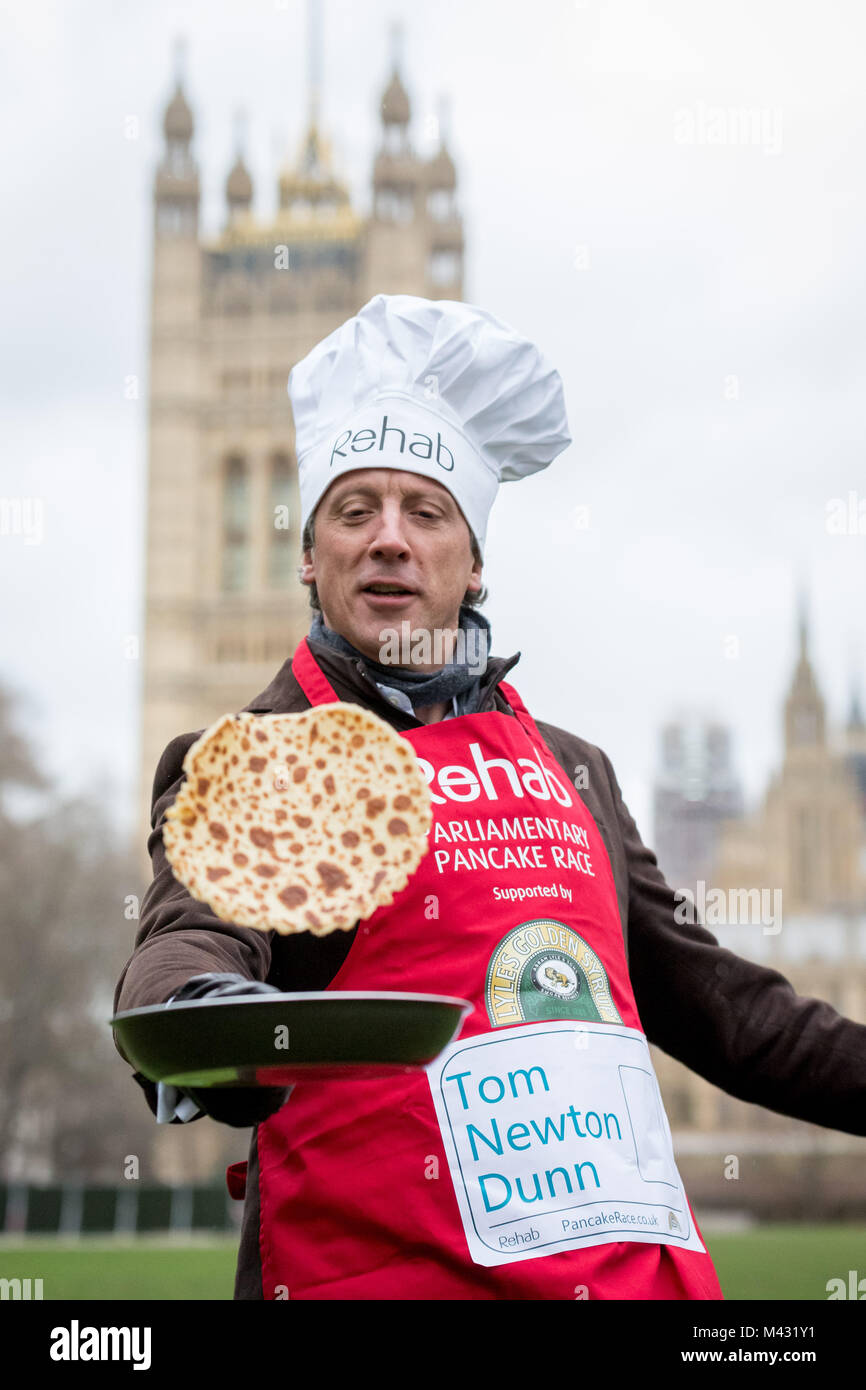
114,634,866,1297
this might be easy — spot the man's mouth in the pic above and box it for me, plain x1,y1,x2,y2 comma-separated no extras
360,582,418,596
359,582,419,608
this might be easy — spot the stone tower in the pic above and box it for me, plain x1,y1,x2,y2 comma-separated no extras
138,35,465,868
652,713,744,896
711,594,866,913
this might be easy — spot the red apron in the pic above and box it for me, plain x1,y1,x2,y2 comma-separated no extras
256,637,723,1300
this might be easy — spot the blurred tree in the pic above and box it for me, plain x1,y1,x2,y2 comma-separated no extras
0,684,50,818
0,682,156,1183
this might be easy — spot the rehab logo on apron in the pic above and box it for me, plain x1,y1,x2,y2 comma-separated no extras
485,920,623,1026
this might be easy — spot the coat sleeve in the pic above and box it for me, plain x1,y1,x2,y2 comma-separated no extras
113,733,274,1085
598,748,866,1137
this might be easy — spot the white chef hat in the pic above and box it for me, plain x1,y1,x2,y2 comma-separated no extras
287,293,571,557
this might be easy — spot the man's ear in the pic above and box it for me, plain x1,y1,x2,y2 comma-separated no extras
467,558,483,593
299,545,315,584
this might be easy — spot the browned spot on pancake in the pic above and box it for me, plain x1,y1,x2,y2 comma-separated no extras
254,863,278,878
233,853,249,867
195,802,206,813
394,794,411,810
402,849,412,861
315,757,326,769
310,722,319,740
329,744,340,755
305,910,321,928
350,734,364,748
196,777,210,795
287,753,297,764
293,814,312,829
274,809,287,824
292,765,307,783
254,728,268,742
279,885,308,908
350,855,361,866
384,764,395,774
366,797,386,818
312,794,322,807
341,830,360,848
372,843,385,856
206,866,231,881
208,821,229,842
249,755,267,773
178,807,197,825
372,869,387,890
356,786,370,799
289,843,302,853
323,773,336,795
241,737,250,751
184,831,191,840
317,861,350,894
387,817,409,836
250,826,274,849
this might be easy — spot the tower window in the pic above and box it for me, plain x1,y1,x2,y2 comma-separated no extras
429,249,460,286
269,452,294,590
427,189,454,221
221,455,250,592
157,202,195,237
376,189,414,223
167,143,190,177
383,124,408,156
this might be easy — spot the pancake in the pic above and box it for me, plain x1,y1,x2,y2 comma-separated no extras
162,703,432,935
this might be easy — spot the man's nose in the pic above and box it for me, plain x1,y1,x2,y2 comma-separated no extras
368,503,411,554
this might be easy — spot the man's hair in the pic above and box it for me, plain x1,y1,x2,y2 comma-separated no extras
300,514,488,611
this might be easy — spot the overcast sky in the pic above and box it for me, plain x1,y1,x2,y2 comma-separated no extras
1,0,865,852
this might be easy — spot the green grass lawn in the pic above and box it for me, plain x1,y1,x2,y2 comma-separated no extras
0,1237,238,1300
709,1224,866,1301
0,1226,864,1299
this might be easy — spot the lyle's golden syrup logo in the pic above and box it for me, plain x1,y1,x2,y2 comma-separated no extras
485,919,622,1027
536,960,576,997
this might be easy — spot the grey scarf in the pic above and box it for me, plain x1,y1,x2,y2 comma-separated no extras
308,605,492,716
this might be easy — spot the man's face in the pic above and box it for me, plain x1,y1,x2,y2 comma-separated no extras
301,468,483,670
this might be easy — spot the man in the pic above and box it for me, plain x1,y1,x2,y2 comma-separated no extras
115,294,866,1301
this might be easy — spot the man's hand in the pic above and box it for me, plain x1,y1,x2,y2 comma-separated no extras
168,972,292,1128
